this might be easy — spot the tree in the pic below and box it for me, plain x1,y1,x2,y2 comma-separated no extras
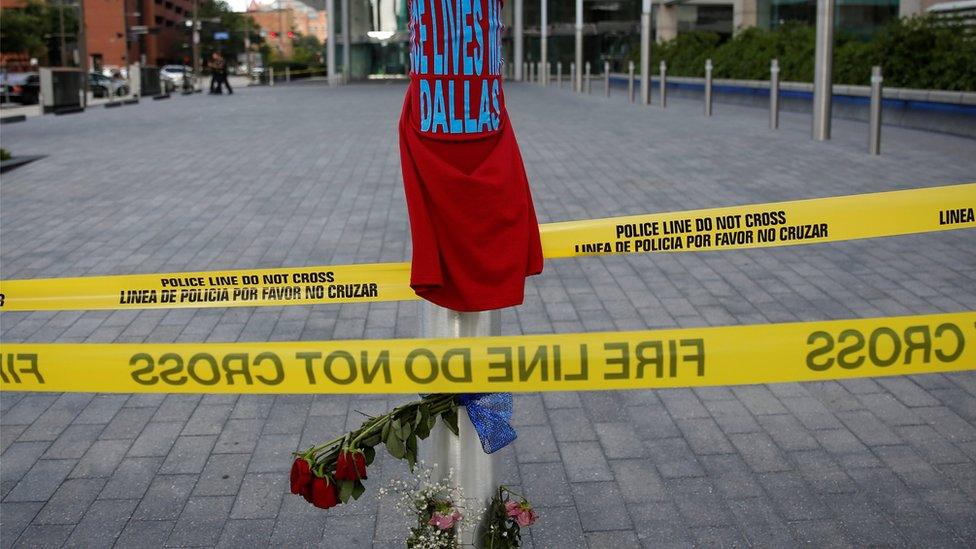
1,1,76,64
196,0,264,64
291,34,322,65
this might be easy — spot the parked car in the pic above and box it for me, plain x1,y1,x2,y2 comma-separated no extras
159,65,194,92
1,72,40,104
89,73,129,97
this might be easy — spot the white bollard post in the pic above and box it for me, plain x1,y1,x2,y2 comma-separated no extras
869,65,883,155
423,303,501,547
557,62,562,88
604,61,610,97
628,61,635,103
770,59,780,129
704,58,713,117
585,61,591,94
269,67,275,86
285,66,291,82
659,61,667,108
570,62,576,92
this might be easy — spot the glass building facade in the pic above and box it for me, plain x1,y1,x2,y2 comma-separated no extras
323,0,900,78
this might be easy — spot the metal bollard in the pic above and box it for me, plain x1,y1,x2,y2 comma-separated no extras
545,62,551,86
570,63,576,92
286,66,291,82
523,62,529,82
628,61,635,103
704,58,713,117
659,61,667,108
585,62,591,94
869,65,883,155
557,62,563,88
423,303,500,547
604,61,611,97
269,67,275,86
770,59,780,129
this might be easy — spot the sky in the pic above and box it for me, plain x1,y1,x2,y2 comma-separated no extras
226,0,250,12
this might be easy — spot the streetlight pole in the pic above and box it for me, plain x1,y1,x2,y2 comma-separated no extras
59,1,68,66
539,0,547,85
812,0,834,140
640,0,651,104
513,0,523,81
192,0,200,87
342,0,350,83
326,0,335,85
574,0,583,93
244,16,252,78
77,0,89,105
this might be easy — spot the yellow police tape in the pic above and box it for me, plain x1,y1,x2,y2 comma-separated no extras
1,183,973,312
1,312,973,394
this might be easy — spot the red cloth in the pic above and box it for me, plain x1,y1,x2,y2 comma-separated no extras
399,0,543,312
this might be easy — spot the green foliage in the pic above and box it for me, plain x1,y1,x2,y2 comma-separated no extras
1,1,78,63
640,16,975,90
290,34,322,65
0,148,11,162
198,0,263,63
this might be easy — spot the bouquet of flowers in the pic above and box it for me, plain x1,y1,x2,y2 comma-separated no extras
379,465,471,549
290,394,459,509
482,486,538,549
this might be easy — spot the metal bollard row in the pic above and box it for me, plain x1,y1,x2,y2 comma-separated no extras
604,61,611,98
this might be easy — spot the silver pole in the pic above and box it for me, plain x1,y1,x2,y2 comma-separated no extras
524,62,530,83
285,66,291,82
659,61,667,108
342,0,350,83
585,61,591,94
423,303,501,547
557,62,562,88
575,0,583,93
604,60,610,97
628,60,635,102
640,0,651,105
570,62,576,91
269,66,274,86
704,58,713,117
540,0,548,85
770,59,780,129
545,62,551,86
869,65,883,155
813,0,834,140
514,0,524,81
326,0,336,86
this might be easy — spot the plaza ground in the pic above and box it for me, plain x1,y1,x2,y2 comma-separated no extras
1,80,975,548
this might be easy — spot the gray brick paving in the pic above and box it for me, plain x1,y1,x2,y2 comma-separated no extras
1,81,975,547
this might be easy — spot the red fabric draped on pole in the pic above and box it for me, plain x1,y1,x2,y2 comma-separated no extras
399,0,543,312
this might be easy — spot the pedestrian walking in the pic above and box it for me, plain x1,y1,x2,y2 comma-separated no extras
208,52,233,95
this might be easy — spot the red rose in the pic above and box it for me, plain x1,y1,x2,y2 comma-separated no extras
306,476,340,509
290,458,313,496
334,449,367,481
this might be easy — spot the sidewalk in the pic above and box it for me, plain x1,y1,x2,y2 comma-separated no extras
1,80,974,548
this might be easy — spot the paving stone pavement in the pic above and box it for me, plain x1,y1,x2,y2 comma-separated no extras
1,80,975,548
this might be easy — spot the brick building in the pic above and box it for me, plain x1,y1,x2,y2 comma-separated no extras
246,0,327,58
123,0,195,68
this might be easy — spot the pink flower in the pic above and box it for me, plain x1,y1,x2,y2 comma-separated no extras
505,500,538,527
428,510,462,530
